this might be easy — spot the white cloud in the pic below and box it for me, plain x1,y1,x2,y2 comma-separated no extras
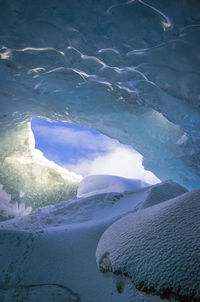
32,121,160,185
65,145,160,185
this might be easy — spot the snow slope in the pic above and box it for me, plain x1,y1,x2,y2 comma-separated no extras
77,174,150,198
0,180,187,302
96,189,200,301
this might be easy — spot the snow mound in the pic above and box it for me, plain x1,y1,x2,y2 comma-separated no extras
139,180,188,209
96,189,200,301
77,174,149,198
0,180,187,231
0,180,187,302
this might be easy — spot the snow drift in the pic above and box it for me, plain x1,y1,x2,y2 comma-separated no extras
96,189,200,301
0,180,188,302
77,174,149,198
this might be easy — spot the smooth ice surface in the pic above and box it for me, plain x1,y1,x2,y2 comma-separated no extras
96,189,200,301
77,175,149,198
0,0,200,211
0,180,187,302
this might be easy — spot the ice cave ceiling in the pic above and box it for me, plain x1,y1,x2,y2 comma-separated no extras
0,0,200,209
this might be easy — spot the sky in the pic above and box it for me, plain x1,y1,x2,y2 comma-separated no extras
31,117,160,184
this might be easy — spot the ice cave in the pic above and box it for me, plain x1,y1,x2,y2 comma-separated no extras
0,0,200,301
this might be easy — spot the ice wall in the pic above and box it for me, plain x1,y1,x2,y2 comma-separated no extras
0,0,200,210
0,121,82,214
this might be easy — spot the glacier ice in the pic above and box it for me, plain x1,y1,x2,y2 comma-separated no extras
0,0,200,211
0,184,32,221
0,122,82,217
0,1,200,301
96,189,200,301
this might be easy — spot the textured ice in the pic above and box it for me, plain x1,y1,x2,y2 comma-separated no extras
0,1,199,301
77,174,149,198
96,189,200,301
0,0,200,210
0,180,187,302
0,184,32,221
0,122,82,217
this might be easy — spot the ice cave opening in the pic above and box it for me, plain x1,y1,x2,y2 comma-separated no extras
0,0,200,301
31,117,160,184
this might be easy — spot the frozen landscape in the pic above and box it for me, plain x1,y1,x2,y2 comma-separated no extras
0,0,200,301
0,178,193,302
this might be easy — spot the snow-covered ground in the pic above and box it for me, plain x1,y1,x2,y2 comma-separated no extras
77,174,150,198
0,176,190,302
96,189,200,301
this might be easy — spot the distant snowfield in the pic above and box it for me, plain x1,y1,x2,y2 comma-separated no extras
0,176,195,302
77,174,149,198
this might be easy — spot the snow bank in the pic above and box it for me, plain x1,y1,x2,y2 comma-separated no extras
1,180,186,231
139,180,188,209
0,179,188,302
77,174,149,198
96,189,200,301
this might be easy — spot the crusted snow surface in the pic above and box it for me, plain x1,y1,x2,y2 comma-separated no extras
0,189,147,232
96,189,200,301
0,180,187,302
140,293,176,302
77,174,150,198
0,282,81,302
0,180,186,231
139,180,188,209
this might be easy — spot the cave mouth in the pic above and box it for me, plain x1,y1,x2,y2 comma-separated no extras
31,117,160,185
0,116,161,221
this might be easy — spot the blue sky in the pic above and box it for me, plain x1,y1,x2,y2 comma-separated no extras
31,117,116,165
31,117,160,184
